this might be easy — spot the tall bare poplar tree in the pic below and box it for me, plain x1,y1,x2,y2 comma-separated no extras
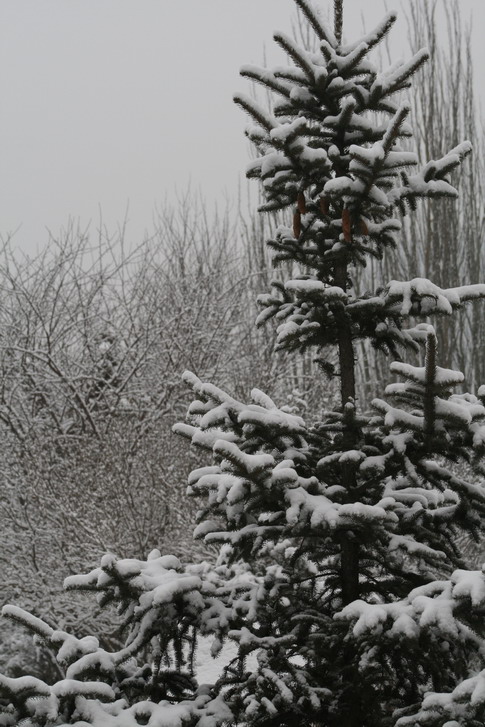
355,0,485,404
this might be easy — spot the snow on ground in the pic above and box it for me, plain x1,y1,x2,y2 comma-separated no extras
195,638,239,684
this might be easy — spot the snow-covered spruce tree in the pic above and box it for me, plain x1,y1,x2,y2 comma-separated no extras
1,1,485,726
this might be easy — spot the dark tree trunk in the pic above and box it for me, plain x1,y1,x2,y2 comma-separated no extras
334,260,360,607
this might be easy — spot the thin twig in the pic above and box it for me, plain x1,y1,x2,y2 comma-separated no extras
334,0,343,44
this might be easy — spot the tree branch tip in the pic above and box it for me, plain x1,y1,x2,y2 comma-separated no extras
182,370,199,385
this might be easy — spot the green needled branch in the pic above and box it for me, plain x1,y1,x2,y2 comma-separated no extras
334,0,343,45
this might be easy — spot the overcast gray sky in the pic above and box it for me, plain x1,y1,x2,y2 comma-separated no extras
1,0,484,254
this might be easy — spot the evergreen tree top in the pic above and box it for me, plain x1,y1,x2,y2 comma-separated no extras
235,0,485,364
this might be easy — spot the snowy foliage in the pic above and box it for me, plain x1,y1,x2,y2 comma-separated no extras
1,1,485,726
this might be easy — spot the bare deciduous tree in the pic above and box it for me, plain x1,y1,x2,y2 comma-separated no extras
354,0,485,404
0,190,332,668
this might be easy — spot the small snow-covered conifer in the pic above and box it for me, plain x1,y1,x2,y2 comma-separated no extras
1,1,485,726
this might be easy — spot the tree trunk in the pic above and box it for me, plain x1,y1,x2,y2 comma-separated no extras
334,260,360,607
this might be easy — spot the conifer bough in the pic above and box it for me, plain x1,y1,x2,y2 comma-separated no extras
1,2,485,726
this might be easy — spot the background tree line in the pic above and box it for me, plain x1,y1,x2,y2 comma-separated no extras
0,192,327,676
